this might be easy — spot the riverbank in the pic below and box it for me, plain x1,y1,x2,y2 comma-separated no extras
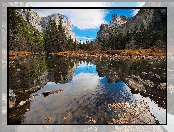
57,48,166,57
9,48,166,60
57,48,166,61
9,51,45,60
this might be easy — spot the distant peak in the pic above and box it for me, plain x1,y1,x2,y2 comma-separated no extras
109,14,128,28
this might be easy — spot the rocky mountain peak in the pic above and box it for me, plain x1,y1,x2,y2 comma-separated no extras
16,9,42,32
109,14,128,28
97,8,166,41
16,9,77,41
41,13,77,41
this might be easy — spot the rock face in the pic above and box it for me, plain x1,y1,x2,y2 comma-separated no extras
42,89,64,97
8,2,42,32
97,9,166,40
16,9,42,32
97,24,110,40
16,8,77,41
41,13,77,41
109,14,128,28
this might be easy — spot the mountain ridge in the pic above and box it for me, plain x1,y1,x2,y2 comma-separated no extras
97,9,166,39
96,8,166,49
16,8,77,41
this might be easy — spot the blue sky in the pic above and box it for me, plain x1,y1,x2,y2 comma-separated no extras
73,9,134,43
28,2,145,43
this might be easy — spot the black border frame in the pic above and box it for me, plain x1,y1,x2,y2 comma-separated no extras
7,6,167,125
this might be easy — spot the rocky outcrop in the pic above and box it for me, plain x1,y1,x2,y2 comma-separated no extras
16,9,42,32
15,8,77,41
97,24,110,40
97,9,166,40
109,14,128,28
97,15,128,40
41,14,77,41
42,89,64,97
11,2,41,32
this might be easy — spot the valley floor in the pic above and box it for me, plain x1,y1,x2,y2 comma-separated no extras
9,48,166,60
58,48,166,57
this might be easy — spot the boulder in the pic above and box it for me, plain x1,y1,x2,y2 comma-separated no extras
42,89,64,97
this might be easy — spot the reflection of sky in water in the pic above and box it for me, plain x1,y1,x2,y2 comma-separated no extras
35,61,135,110
133,94,166,124
27,61,166,124
73,61,97,75
36,61,134,100
72,61,133,100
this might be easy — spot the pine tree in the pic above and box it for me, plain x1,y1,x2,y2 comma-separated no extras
9,9,44,52
67,35,74,50
57,19,68,51
44,18,68,53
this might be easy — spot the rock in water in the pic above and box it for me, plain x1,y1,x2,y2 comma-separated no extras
42,91,51,97
42,89,64,97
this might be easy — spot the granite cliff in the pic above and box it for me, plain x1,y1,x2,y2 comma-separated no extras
17,9,42,32
97,9,166,49
16,7,77,41
41,13,77,41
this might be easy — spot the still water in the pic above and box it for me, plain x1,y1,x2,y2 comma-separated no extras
8,55,166,124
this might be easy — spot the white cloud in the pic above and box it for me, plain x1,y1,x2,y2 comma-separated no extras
59,9,108,30
28,2,144,29
72,72,101,91
131,2,145,16
131,9,140,16
28,2,111,30
77,36,94,40
76,36,94,43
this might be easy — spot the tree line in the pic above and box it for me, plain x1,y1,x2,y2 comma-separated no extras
9,9,44,52
9,9,93,53
97,24,166,50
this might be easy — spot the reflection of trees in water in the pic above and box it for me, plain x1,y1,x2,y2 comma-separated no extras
46,55,79,84
92,58,166,109
9,55,47,90
57,56,166,109
75,57,166,109
9,55,47,124
9,55,80,99
8,55,166,124
9,55,47,103
8,55,80,124
94,58,166,82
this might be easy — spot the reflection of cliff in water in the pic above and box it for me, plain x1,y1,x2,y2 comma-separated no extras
92,58,166,109
8,55,79,124
46,55,78,84
74,57,166,109
8,55,166,124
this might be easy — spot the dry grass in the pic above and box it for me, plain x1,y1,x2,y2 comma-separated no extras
117,48,166,56
9,50,32,60
8,47,166,60
57,48,166,57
